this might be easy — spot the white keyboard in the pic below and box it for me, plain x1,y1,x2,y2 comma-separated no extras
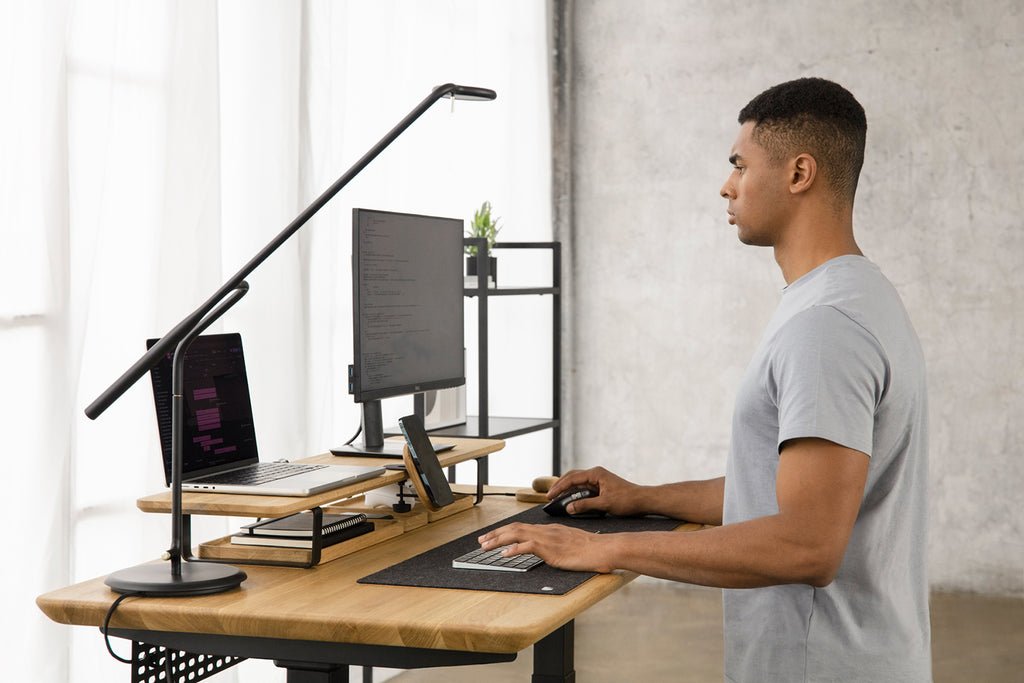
452,545,544,572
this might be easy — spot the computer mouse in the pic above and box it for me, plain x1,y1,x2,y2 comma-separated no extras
542,487,606,518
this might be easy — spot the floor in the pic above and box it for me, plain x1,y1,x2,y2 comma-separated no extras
387,581,1024,682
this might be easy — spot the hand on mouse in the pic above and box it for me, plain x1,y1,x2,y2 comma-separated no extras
546,466,646,517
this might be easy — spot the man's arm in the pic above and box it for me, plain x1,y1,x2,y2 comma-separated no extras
480,438,868,588
544,467,725,526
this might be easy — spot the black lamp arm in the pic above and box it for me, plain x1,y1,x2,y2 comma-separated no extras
85,82,496,420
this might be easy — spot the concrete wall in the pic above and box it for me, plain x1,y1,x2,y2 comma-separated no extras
557,0,1023,595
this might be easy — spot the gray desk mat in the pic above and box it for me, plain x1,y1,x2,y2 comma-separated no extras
357,505,682,595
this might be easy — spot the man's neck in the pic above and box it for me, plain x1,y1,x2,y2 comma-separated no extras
775,243,863,285
773,209,861,285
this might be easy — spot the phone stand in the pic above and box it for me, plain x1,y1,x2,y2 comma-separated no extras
402,445,442,512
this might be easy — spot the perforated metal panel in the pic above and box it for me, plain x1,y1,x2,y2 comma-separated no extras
130,641,244,683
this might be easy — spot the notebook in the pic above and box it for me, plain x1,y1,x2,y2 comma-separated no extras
147,333,384,496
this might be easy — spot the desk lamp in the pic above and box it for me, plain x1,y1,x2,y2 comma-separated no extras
89,83,497,597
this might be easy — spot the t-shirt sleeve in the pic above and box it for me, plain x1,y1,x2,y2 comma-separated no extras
767,305,888,457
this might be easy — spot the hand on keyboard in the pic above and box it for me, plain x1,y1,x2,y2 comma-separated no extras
452,545,544,572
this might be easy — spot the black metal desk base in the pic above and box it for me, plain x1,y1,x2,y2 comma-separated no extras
109,621,574,681
275,660,349,683
533,620,575,683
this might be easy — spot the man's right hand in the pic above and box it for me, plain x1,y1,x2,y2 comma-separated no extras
547,466,647,517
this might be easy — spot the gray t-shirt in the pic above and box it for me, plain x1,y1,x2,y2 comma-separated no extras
723,256,930,682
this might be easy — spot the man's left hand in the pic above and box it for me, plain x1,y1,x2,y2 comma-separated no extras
478,523,613,573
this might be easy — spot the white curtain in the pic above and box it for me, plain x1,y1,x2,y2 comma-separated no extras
3,2,551,681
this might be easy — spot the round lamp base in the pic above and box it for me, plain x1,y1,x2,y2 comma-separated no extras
105,561,246,597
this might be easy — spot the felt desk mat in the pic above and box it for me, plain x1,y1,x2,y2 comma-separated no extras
357,505,681,595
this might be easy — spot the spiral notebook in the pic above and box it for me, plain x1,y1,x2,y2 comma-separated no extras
240,512,368,537
231,512,373,548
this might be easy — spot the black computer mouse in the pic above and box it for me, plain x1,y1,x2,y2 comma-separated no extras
542,487,606,518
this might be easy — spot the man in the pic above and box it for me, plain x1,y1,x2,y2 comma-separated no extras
479,78,931,681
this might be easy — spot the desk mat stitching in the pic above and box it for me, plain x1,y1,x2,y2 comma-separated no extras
357,506,681,596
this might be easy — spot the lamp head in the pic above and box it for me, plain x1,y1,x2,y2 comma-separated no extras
436,83,497,101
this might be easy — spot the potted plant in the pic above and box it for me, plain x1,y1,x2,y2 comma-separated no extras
465,200,502,286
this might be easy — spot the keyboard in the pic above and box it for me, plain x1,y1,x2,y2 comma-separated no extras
195,462,327,486
452,545,544,572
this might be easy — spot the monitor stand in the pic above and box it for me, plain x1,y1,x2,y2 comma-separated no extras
330,399,454,459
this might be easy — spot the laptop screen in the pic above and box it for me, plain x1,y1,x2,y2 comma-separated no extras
147,333,259,485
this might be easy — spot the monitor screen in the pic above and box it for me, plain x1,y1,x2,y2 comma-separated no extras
350,208,465,403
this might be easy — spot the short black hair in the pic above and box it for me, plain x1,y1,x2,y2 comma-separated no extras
738,77,867,204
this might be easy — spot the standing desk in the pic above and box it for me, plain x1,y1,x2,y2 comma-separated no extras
37,438,701,682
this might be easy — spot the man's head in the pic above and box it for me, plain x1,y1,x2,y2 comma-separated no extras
737,77,867,206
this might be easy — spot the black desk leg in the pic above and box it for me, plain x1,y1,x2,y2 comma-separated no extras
276,661,348,682
533,620,575,683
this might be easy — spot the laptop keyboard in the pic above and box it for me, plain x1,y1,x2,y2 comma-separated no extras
197,461,326,486
452,545,544,572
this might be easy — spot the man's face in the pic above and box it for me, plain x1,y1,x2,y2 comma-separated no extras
719,121,791,247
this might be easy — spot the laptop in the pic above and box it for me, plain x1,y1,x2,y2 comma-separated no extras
147,333,384,496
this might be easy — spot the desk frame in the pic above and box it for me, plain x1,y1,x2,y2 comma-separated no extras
106,621,573,682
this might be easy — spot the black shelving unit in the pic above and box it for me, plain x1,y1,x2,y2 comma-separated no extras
426,240,562,484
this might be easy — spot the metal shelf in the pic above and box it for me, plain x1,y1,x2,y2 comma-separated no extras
427,416,560,440
460,240,562,482
464,286,560,298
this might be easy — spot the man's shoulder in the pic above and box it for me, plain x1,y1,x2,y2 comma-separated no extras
810,256,895,304
793,257,912,336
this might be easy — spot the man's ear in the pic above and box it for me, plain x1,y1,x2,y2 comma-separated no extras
789,153,817,195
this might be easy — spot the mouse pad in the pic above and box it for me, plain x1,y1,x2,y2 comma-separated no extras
357,505,683,596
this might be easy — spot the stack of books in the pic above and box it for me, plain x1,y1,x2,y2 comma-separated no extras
231,511,373,549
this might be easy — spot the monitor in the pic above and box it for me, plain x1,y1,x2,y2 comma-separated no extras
334,208,465,457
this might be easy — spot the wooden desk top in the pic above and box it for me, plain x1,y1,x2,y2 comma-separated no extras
37,492,702,654
135,437,504,518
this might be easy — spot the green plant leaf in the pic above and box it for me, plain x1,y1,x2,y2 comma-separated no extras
465,200,502,256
